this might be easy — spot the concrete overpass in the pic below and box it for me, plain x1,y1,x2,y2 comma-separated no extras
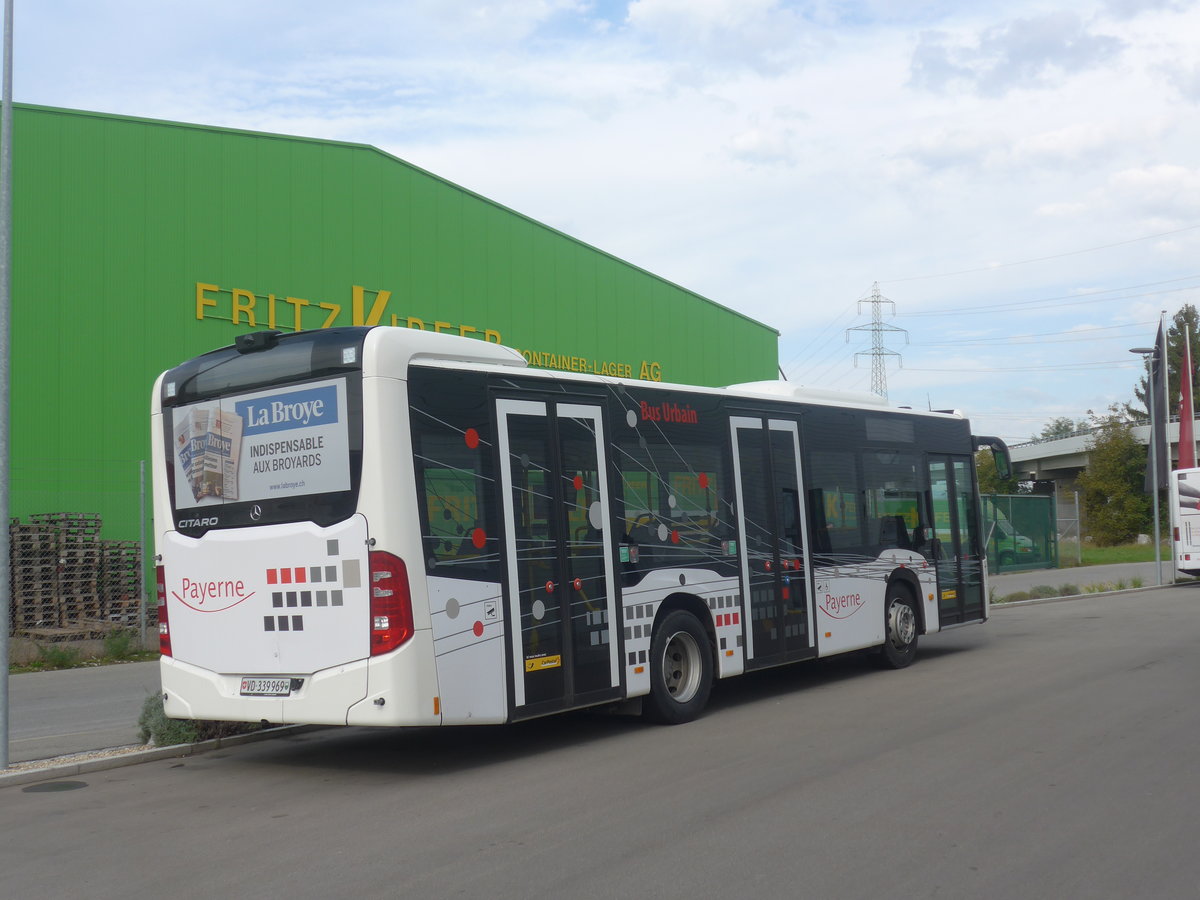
1010,418,1196,484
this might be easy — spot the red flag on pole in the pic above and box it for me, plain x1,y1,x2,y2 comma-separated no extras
1181,328,1196,469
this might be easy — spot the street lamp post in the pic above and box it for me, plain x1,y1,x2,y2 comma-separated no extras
1131,346,1163,585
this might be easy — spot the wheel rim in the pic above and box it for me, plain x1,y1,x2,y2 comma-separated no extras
661,629,703,703
887,599,916,650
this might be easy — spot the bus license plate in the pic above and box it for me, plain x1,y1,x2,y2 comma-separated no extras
239,677,291,697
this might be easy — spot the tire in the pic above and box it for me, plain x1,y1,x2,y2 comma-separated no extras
877,585,919,669
644,610,713,724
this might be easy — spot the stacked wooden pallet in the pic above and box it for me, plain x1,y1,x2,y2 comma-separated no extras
101,540,143,626
8,513,144,637
9,519,60,633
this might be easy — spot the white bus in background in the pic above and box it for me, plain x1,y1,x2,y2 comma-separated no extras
152,326,1010,727
1170,468,1200,578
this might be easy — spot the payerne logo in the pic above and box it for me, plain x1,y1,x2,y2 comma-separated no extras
235,384,339,436
171,576,256,612
819,591,865,619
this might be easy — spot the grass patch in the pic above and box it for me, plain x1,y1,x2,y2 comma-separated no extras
1059,540,1168,567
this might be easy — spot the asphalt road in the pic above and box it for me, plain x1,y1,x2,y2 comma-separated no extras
7,660,160,762
0,562,1166,766
3,584,1199,899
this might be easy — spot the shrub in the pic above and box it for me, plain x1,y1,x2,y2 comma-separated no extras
1028,585,1059,599
103,628,139,660
137,694,266,747
34,644,82,670
138,694,199,746
999,590,1031,603
1057,584,1080,596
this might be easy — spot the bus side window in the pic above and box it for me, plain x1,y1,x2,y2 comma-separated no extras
409,370,499,581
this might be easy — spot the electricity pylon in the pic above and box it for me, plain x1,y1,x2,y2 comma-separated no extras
845,282,908,400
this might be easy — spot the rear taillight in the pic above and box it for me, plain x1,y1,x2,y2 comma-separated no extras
369,551,413,656
156,565,172,657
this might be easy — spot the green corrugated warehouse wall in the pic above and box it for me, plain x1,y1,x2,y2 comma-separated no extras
11,104,779,541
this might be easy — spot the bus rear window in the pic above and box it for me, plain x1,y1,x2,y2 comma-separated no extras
161,330,367,535
166,374,363,534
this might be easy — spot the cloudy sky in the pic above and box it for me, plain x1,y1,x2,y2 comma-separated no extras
16,0,1200,443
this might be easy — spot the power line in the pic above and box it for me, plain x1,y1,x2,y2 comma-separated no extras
910,321,1154,346
880,224,1200,284
904,359,1141,373
915,331,1156,348
781,298,861,378
896,276,1200,318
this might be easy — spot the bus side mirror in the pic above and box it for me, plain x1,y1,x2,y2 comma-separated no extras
974,435,1012,481
994,449,1012,481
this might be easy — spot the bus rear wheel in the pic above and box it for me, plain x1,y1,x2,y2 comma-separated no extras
645,610,713,725
877,586,919,669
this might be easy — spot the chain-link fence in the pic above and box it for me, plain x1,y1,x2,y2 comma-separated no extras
983,493,1058,574
8,459,151,641
1056,489,1084,566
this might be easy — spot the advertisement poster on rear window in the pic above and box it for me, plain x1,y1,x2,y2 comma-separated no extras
171,378,350,506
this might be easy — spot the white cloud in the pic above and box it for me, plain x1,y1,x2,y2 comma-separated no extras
626,0,812,74
1107,165,1200,219
1036,201,1089,217
910,11,1126,96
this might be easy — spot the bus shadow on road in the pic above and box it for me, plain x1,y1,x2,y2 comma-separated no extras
246,713,647,777
234,640,980,778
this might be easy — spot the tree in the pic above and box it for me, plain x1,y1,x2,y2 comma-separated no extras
975,449,1019,494
1032,416,1089,441
1130,304,1199,419
1076,405,1151,546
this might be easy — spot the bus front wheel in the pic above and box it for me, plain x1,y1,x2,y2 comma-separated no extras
645,610,713,725
877,587,919,669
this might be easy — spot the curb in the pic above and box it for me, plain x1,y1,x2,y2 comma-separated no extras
0,724,321,789
991,583,1176,609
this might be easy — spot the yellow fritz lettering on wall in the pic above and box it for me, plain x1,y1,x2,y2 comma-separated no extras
231,289,256,326
195,282,667,372
196,282,503,344
195,283,219,320
351,285,390,326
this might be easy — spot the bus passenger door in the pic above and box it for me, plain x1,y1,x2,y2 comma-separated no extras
496,398,621,719
927,455,985,624
731,417,814,666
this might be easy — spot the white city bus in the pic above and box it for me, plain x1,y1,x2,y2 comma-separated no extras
152,326,1009,726
1170,467,1200,578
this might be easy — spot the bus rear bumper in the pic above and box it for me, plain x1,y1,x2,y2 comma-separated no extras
160,655,371,726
